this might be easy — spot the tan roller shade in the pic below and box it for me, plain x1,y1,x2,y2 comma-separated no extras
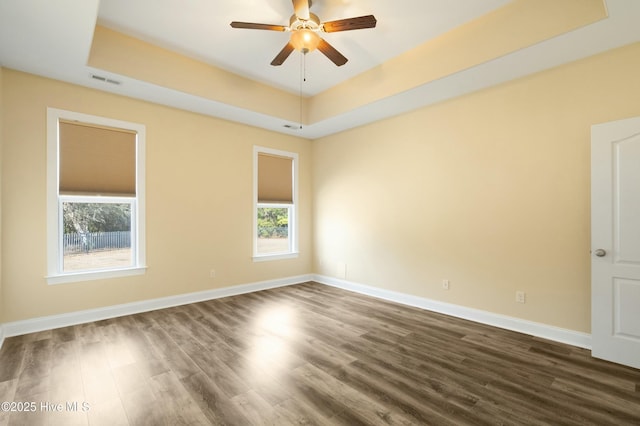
59,121,136,195
258,153,293,203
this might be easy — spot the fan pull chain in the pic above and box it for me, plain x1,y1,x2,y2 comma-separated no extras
299,53,306,129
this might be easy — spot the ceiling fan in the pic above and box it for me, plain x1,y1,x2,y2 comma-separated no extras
230,0,376,67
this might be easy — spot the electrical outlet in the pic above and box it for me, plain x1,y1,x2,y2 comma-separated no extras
442,279,450,290
516,291,526,304
210,269,216,278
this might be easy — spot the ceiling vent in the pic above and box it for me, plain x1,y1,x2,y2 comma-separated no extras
90,74,122,85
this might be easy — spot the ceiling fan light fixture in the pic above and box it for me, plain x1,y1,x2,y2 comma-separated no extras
290,29,320,53
230,4,375,66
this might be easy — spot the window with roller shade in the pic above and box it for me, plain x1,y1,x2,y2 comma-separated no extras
254,146,298,259
47,108,146,283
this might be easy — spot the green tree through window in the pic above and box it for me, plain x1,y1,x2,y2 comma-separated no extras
257,207,288,238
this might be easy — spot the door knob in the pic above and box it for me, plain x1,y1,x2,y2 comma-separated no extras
594,249,606,257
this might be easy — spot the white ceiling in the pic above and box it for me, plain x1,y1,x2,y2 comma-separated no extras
97,0,510,96
1,0,640,139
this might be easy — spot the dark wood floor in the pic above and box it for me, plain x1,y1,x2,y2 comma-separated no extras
1,282,639,425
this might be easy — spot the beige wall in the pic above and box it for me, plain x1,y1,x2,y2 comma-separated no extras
312,42,640,333
0,67,4,323
1,69,311,322
3,42,640,333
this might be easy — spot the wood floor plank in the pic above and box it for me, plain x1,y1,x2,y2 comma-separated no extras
119,384,167,426
147,370,210,425
340,341,483,412
49,341,84,404
0,339,25,383
293,362,416,426
142,325,200,380
152,310,251,399
0,282,638,425
180,371,251,425
0,379,18,426
230,390,277,426
551,377,640,422
13,339,54,401
330,361,460,425
272,397,337,426
86,397,129,426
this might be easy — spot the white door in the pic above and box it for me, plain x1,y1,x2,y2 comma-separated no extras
591,116,640,369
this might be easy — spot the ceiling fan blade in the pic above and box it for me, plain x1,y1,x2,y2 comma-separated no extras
322,15,377,33
317,38,348,66
230,21,287,31
292,0,310,21
271,42,295,66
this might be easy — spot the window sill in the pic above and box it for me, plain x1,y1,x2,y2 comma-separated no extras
47,266,147,285
253,252,299,262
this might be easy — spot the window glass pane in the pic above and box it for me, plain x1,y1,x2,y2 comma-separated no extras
62,202,132,271
257,207,289,254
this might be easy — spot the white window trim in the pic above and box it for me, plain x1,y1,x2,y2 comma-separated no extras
253,146,299,261
46,108,146,284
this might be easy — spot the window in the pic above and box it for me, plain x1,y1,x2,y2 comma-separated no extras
253,146,298,260
47,108,146,283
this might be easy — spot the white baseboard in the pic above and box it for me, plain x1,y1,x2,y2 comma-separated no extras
1,274,313,342
0,273,591,352
313,274,592,350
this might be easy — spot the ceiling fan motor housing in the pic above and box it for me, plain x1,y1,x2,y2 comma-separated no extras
289,13,321,31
